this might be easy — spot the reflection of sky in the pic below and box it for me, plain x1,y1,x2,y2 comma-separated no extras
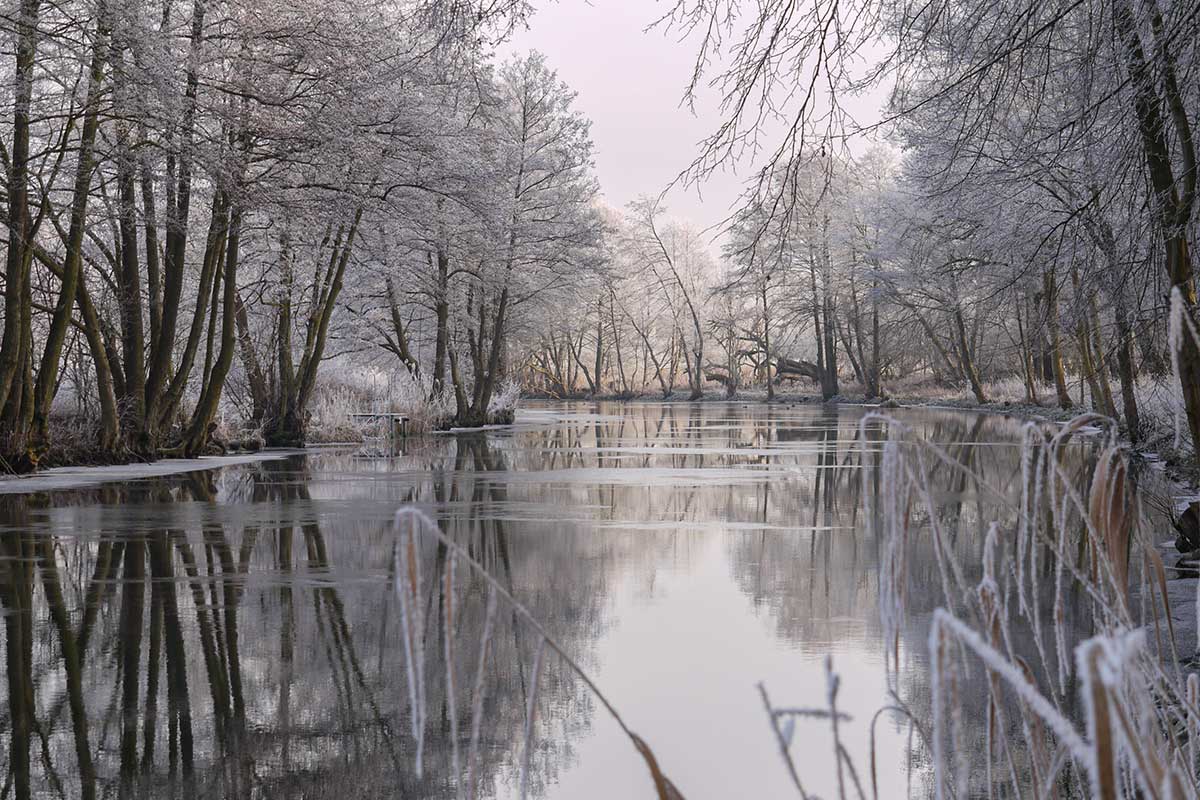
543,531,910,800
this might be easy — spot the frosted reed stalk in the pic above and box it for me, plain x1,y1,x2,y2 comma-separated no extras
466,586,498,800
393,531,427,776
444,552,463,800
518,636,546,800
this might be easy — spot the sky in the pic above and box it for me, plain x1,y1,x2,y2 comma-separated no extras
503,1,892,255
504,1,748,247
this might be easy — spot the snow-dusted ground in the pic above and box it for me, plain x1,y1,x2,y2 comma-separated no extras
0,450,299,495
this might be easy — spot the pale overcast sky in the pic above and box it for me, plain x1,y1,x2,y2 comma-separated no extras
504,2,890,254
504,2,746,245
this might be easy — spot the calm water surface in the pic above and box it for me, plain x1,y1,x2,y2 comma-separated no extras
0,402,1111,798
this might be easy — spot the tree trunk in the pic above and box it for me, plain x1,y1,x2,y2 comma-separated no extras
381,276,419,377
234,291,269,425
1090,299,1117,416
144,0,207,441
953,304,987,404
762,279,774,400
115,50,149,447
1115,0,1200,457
1089,213,1141,435
1113,300,1141,440
837,316,866,387
1043,266,1072,409
870,276,881,397
592,296,604,395
182,207,243,455
432,246,450,396
0,0,42,436
1016,295,1039,404
822,294,840,399
28,7,110,460
156,191,230,435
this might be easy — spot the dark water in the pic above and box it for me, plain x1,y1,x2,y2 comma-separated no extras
0,402,1115,799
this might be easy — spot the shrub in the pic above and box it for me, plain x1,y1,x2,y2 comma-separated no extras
486,379,522,425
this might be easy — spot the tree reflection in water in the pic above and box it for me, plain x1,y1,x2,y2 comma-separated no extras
0,447,602,799
0,402,1131,799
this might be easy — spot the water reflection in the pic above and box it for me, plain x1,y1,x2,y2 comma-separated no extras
0,402,1118,799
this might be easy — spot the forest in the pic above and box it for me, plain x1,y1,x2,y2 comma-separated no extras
0,0,1198,471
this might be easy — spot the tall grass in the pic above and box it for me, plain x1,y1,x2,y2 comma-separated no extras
1120,378,1194,459
387,375,456,432
306,370,458,442
755,412,1199,799
308,383,375,443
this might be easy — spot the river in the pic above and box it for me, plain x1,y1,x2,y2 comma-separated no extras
0,400,1175,799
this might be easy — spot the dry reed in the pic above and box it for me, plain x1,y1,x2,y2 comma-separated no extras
811,409,1199,799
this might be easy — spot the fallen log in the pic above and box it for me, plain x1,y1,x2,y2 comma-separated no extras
773,356,822,384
